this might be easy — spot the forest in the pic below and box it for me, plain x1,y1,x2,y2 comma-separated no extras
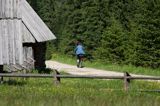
27,0,160,69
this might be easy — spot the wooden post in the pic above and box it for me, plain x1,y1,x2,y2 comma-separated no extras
54,69,60,85
124,72,130,92
0,65,4,84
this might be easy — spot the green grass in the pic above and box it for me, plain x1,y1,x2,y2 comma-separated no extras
0,78,160,106
51,53,160,76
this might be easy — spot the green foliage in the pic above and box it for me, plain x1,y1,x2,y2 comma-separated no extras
28,0,160,68
96,18,127,63
134,0,160,68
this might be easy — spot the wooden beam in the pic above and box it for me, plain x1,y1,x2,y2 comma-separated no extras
124,72,130,92
54,70,60,85
0,73,159,80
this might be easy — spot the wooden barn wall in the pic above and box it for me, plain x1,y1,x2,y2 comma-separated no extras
23,46,34,69
0,19,23,65
0,0,56,68
23,46,34,62
21,0,56,42
22,23,36,43
0,0,21,18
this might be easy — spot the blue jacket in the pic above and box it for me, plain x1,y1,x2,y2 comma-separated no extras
75,45,85,55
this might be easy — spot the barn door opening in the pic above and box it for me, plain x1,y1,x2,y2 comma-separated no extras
33,42,47,71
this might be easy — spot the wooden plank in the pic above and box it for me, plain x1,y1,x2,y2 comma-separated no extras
22,23,36,43
0,21,3,64
12,20,16,64
2,20,9,64
124,72,130,91
22,1,46,41
13,0,21,18
13,0,17,17
1,0,5,18
7,20,10,64
23,3,47,40
14,19,17,64
10,20,16,64
21,6,42,41
0,73,159,80
23,47,27,62
0,0,21,18
0,19,23,65
5,0,9,18
15,19,23,64
23,47,32,62
2,0,6,18
54,70,60,85
19,20,23,64
21,0,56,42
23,46,34,69
0,0,2,18
17,0,21,18
10,0,13,18
8,20,13,64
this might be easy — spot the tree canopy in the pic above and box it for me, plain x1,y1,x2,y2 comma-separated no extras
28,0,160,68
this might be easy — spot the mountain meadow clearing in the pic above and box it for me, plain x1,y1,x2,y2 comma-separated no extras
0,0,159,106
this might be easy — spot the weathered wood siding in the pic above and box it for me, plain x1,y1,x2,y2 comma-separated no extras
23,46,34,69
0,0,21,18
22,23,36,43
0,19,23,65
0,0,56,67
23,46,34,62
21,0,56,42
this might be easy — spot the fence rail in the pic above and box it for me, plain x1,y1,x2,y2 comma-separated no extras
0,71,160,92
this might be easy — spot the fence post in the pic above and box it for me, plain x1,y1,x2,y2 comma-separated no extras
0,65,4,84
124,72,130,92
54,69,60,85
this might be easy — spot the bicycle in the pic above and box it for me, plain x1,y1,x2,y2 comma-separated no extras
77,54,84,68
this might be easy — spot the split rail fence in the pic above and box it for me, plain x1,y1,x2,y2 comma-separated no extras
0,70,160,92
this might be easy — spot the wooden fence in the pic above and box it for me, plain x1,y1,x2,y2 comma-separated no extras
0,71,160,92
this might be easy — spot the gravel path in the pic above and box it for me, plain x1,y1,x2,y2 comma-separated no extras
46,60,151,77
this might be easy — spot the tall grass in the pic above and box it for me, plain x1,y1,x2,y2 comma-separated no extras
0,78,160,106
51,53,160,76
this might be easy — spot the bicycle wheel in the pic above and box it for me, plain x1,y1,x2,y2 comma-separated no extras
79,60,82,68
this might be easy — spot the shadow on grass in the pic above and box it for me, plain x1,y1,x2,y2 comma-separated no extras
37,68,54,74
2,79,27,86
140,90,160,93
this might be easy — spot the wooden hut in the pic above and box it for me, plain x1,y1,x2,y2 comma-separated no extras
0,0,56,72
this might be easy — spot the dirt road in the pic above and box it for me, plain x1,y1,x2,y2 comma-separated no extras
46,60,149,77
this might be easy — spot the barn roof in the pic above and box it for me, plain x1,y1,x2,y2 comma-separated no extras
21,0,56,42
0,0,56,65
0,0,56,42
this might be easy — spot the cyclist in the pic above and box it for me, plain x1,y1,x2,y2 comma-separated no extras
74,41,85,68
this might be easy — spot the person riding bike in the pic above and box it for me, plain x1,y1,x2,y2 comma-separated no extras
74,41,85,68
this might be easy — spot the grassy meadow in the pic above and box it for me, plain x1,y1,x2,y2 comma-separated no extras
0,78,160,106
0,53,159,106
